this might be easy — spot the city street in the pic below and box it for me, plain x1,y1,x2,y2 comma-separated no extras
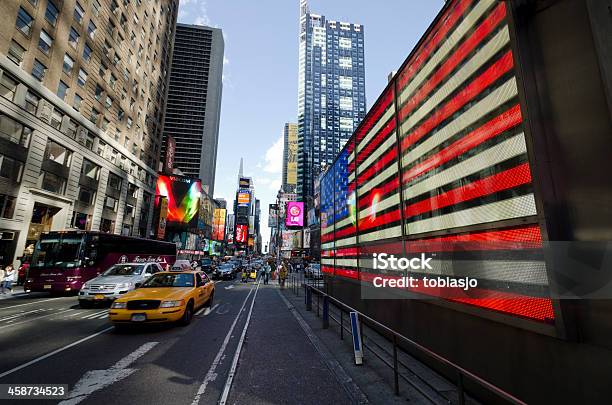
0,280,352,405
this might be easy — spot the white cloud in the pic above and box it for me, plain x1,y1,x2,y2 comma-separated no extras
178,0,210,26
223,56,229,65
263,136,284,174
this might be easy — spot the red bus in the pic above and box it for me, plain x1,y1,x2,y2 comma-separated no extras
24,231,176,294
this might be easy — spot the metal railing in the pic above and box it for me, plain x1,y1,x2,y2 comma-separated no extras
289,281,527,405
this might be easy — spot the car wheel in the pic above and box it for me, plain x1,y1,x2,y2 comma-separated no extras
79,300,92,308
179,301,194,326
206,291,215,308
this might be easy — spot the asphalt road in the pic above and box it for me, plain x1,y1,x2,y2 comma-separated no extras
0,278,351,405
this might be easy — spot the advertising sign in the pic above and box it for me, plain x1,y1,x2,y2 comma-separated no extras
212,208,226,241
155,196,168,239
235,224,248,244
285,201,304,227
155,175,202,227
281,230,302,250
163,135,176,174
268,204,278,228
286,124,298,186
237,189,251,207
239,177,251,188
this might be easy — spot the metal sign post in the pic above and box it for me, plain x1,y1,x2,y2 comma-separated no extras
350,311,363,365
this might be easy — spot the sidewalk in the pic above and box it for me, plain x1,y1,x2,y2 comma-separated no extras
0,285,26,300
279,284,464,405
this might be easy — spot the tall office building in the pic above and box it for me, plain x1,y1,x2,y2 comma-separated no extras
282,122,298,193
162,24,224,196
297,0,366,200
0,0,178,267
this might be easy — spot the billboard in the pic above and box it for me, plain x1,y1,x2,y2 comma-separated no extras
163,135,176,174
268,204,278,228
239,177,251,188
212,208,226,241
235,224,248,244
282,230,302,250
237,189,250,207
285,201,304,227
155,175,202,227
155,196,168,239
285,123,298,186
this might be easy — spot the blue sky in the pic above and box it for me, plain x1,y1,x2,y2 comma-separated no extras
177,0,444,248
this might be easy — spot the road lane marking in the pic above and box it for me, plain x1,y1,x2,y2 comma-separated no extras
219,282,261,405
191,285,256,405
224,285,234,290
0,309,46,322
0,297,65,311
81,310,107,319
204,304,219,316
59,341,159,405
0,309,73,330
0,326,114,379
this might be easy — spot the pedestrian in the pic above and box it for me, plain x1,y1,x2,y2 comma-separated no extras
0,265,5,294
279,261,288,288
2,264,15,294
263,263,270,285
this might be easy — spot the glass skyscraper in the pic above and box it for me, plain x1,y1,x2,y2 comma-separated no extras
297,0,366,201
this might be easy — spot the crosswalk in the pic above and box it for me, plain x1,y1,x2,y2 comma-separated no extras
0,308,109,327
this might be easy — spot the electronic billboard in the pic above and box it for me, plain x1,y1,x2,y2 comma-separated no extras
155,175,202,228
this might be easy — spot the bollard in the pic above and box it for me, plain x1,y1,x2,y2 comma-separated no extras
457,371,465,405
322,295,329,329
306,286,312,311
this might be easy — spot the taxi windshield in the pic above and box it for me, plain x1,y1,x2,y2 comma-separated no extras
141,273,194,288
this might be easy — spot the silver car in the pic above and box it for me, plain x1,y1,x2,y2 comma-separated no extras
78,262,163,307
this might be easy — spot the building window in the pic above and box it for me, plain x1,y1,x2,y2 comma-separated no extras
77,186,96,204
63,53,75,74
77,68,88,86
0,74,18,101
101,118,110,131
107,172,122,191
71,212,91,230
87,21,97,39
339,96,353,110
105,96,112,109
109,74,117,89
0,115,32,147
38,171,66,194
0,194,16,219
31,59,47,82
85,132,94,150
68,27,80,48
38,30,53,54
81,159,100,180
8,40,26,66
126,117,132,129
50,109,62,130
74,2,85,24
100,218,114,233
45,1,60,26
83,43,92,62
57,81,69,100
25,91,40,114
339,57,352,69
44,139,72,166
89,108,100,124
0,155,23,183
65,119,77,139
95,84,103,101
104,196,118,211
72,93,83,111
16,7,34,37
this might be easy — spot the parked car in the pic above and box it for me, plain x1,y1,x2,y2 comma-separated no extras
78,262,164,307
305,263,321,279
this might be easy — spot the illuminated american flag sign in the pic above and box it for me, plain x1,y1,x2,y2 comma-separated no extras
318,0,555,324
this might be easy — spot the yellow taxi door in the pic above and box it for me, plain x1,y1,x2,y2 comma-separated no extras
195,273,207,307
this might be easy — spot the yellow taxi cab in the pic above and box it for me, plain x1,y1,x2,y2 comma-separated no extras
109,270,214,327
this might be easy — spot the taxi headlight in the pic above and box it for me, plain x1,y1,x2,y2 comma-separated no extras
160,300,184,308
111,301,127,309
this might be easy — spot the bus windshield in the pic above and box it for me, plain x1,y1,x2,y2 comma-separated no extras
32,235,84,269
